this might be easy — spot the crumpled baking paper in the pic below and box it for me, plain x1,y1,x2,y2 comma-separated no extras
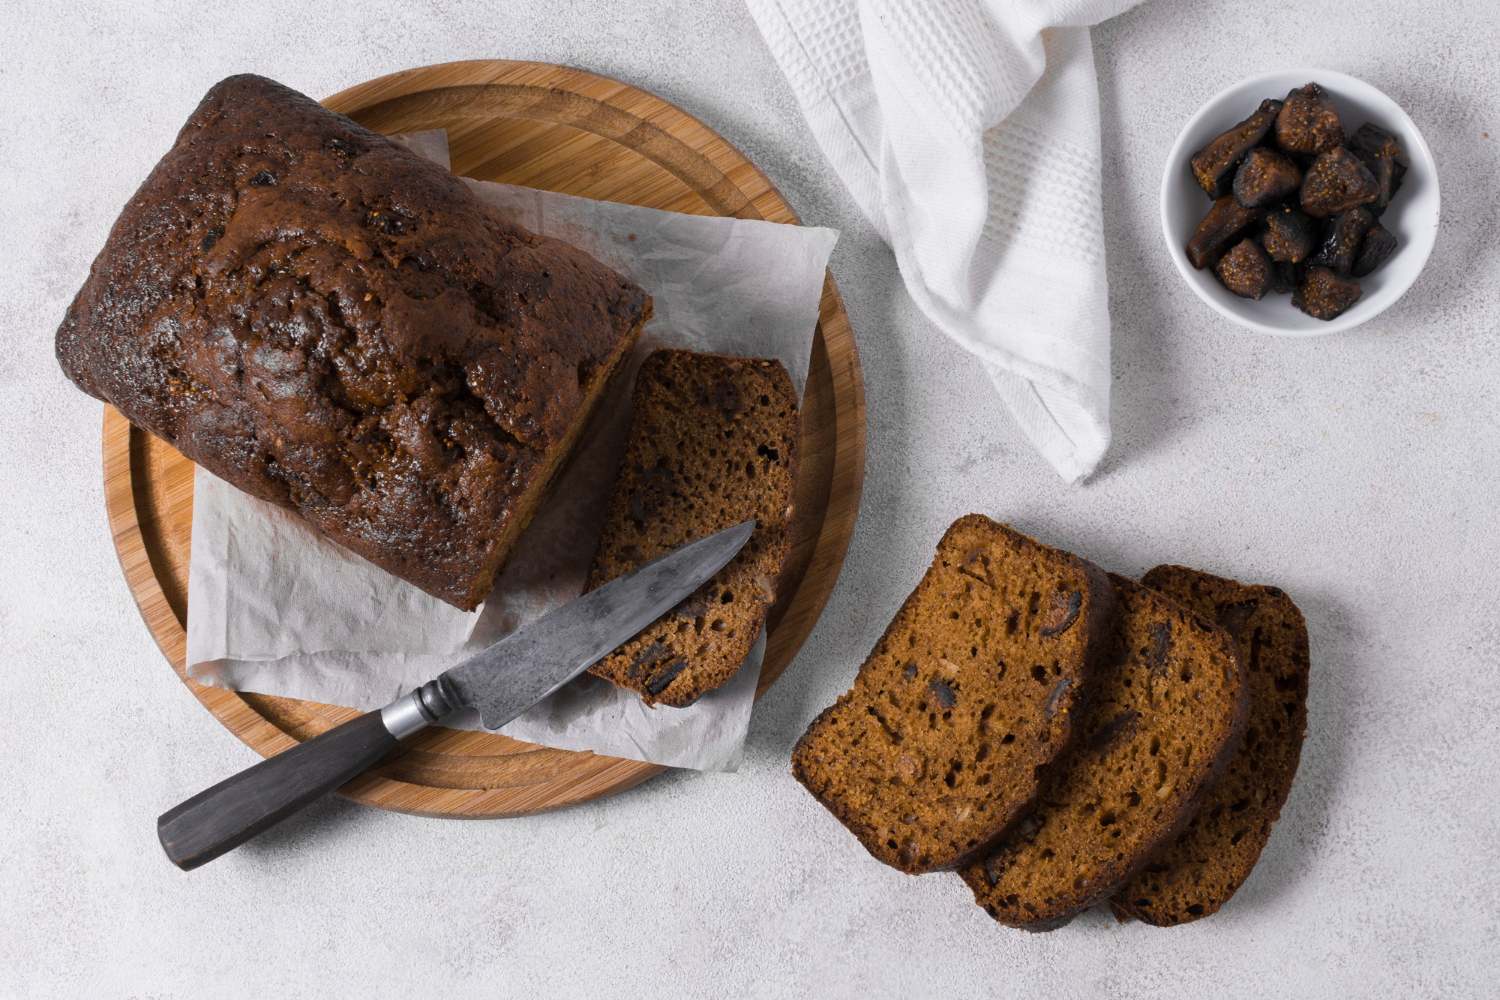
184,131,837,772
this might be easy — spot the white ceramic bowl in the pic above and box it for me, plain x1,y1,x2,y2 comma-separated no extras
1161,69,1439,336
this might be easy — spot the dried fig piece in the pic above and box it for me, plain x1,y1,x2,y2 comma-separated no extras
1213,239,1274,299
1275,83,1345,155
1348,122,1407,216
1232,148,1302,208
1261,206,1317,263
1348,121,1399,155
1308,206,1374,275
1293,267,1362,320
1272,259,1305,295
1300,147,1379,217
1351,224,1397,277
1186,196,1259,269
1190,99,1284,198
1040,590,1084,636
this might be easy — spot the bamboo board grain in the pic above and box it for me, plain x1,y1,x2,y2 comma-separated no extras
102,60,866,818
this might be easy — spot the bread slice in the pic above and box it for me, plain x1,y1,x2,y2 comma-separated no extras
792,516,1117,875
959,574,1249,930
1110,566,1310,926
585,349,798,707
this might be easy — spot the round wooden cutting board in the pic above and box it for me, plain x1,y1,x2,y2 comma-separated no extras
103,60,865,818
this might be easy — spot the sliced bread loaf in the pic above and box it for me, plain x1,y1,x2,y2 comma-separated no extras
1110,566,1310,926
791,516,1117,875
585,349,798,707
959,574,1250,930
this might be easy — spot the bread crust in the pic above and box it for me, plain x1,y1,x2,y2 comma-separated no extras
792,516,1118,875
960,574,1251,929
585,350,798,707
55,74,650,609
1110,566,1310,926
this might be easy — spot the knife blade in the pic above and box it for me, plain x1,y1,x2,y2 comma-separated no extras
157,519,756,871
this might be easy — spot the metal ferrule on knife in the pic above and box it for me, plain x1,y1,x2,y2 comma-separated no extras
380,678,461,739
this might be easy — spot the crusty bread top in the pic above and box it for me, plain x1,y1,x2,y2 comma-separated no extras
961,574,1250,930
585,349,798,707
55,74,649,608
1111,566,1310,926
792,516,1117,874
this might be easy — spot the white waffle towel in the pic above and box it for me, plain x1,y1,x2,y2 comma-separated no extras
746,0,1141,482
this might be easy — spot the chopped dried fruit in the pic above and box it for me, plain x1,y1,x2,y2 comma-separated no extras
1347,121,1401,159
1275,83,1345,155
1183,90,1407,321
1232,148,1302,208
1351,224,1397,277
1261,206,1317,263
1041,590,1084,637
1300,147,1379,217
1348,121,1407,215
1293,267,1362,320
1308,207,1374,274
1214,239,1274,299
1271,259,1305,295
1190,99,1284,199
1186,196,1259,269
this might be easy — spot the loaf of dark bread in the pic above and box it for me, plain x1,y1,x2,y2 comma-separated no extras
55,75,650,609
959,574,1250,930
792,516,1117,875
1111,566,1310,926
585,349,798,707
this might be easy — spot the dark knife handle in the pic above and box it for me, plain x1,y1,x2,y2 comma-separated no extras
158,682,454,870
157,711,399,871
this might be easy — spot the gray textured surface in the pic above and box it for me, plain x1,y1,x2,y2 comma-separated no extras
3,0,1499,996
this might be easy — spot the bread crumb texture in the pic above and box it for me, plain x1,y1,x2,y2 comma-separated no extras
586,349,798,707
1110,566,1309,926
960,574,1249,930
792,516,1116,874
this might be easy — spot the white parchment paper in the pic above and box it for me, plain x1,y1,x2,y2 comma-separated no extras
183,132,837,772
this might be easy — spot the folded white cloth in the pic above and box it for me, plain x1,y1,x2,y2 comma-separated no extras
746,0,1142,482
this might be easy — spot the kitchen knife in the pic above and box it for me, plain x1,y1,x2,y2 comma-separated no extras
157,519,756,871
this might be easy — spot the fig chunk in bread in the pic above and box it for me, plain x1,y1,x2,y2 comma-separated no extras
585,349,798,707
792,516,1116,875
1112,566,1309,927
959,574,1249,931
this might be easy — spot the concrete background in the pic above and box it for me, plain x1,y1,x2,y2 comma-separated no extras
3,0,1498,996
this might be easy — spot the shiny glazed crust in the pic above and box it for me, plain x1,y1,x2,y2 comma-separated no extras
55,74,650,609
